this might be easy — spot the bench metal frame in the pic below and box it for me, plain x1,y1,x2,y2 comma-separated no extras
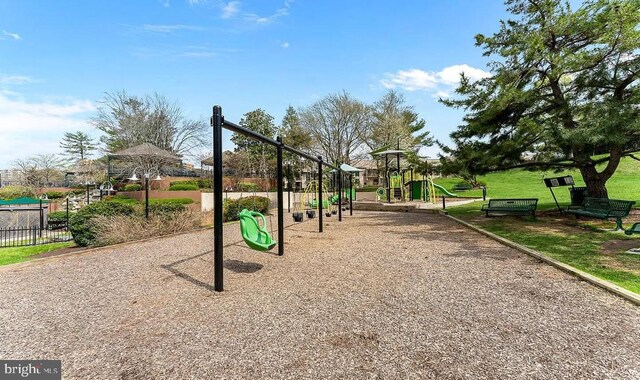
481,198,538,217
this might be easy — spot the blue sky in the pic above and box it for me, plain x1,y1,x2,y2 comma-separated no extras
0,0,509,168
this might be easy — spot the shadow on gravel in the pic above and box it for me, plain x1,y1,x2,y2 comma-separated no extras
160,237,267,291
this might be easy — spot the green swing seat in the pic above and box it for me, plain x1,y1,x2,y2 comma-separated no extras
238,209,276,252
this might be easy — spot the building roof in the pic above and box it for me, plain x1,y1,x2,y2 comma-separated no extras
0,197,45,205
108,143,182,162
352,159,378,170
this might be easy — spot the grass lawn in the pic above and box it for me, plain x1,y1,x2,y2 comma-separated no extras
436,156,640,294
431,155,640,206
447,202,640,294
0,242,75,266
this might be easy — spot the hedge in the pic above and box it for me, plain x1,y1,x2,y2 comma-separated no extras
197,178,212,189
124,184,143,191
169,184,199,191
48,211,69,222
170,180,198,187
44,190,65,199
69,201,136,246
148,198,194,206
0,186,35,200
223,196,270,222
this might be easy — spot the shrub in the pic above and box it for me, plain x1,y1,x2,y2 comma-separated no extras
148,198,194,206
197,178,212,189
237,182,259,192
124,184,143,191
44,190,65,199
224,196,270,222
168,184,199,191
104,194,140,206
69,201,136,246
67,188,87,196
0,186,35,200
90,211,202,247
48,211,69,222
170,180,198,187
148,202,187,216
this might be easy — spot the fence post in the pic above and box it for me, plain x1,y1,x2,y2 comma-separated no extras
32,226,37,246
442,196,446,210
39,199,44,237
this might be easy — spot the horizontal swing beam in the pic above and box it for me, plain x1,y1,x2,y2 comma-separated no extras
220,119,340,171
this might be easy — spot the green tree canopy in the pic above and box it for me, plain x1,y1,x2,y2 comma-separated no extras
59,131,97,162
366,90,434,168
442,0,640,197
231,108,277,180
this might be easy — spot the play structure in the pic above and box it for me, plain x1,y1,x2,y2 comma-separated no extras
373,147,459,204
211,105,355,291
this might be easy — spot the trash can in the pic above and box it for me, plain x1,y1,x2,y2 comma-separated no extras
569,187,588,207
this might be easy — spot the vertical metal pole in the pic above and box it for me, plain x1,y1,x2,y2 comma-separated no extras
276,137,284,256
338,169,342,221
99,188,103,201
317,157,323,233
482,186,487,201
349,173,353,216
39,199,43,236
212,105,224,292
442,196,446,210
410,169,414,200
385,155,390,203
86,185,90,204
287,164,291,213
66,198,69,227
145,176,149,219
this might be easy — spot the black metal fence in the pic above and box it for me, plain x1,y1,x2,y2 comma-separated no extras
0,223,73,248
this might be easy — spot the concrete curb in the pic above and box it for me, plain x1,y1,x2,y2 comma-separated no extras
445,213,640,306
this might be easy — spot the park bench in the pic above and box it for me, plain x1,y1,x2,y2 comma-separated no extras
452,184,473,191
564,197,635,231
481,198,538,217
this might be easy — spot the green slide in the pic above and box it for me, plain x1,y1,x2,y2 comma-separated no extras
432,183,458,197
238,209,276,251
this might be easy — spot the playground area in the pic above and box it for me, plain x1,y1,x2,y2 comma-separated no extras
1,211,639,379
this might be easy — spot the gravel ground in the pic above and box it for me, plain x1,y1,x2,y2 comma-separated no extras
1,211,639,379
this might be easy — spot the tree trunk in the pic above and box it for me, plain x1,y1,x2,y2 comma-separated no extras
579,164,608,198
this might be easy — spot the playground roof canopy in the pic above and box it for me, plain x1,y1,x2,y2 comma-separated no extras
339,163,362,172
0,197,46,206
373,149,407,156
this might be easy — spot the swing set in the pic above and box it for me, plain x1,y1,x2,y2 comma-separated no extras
211,105,354,292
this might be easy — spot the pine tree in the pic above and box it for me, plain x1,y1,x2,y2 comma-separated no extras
59,131,97,161
442,0,640,198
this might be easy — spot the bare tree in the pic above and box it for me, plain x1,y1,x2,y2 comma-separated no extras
12,154,64,191
298,91,371,165
91,90,210,157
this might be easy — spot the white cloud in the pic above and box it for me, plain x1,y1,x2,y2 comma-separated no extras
0,93,96,167
242,1,291,25
0,75,33,85
221,2,240,19
1,30,21,40
142,24,205,33
381,69,438,91
281,41,289,48
433,90,450,99
380,64,490,93
437,64,490,85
